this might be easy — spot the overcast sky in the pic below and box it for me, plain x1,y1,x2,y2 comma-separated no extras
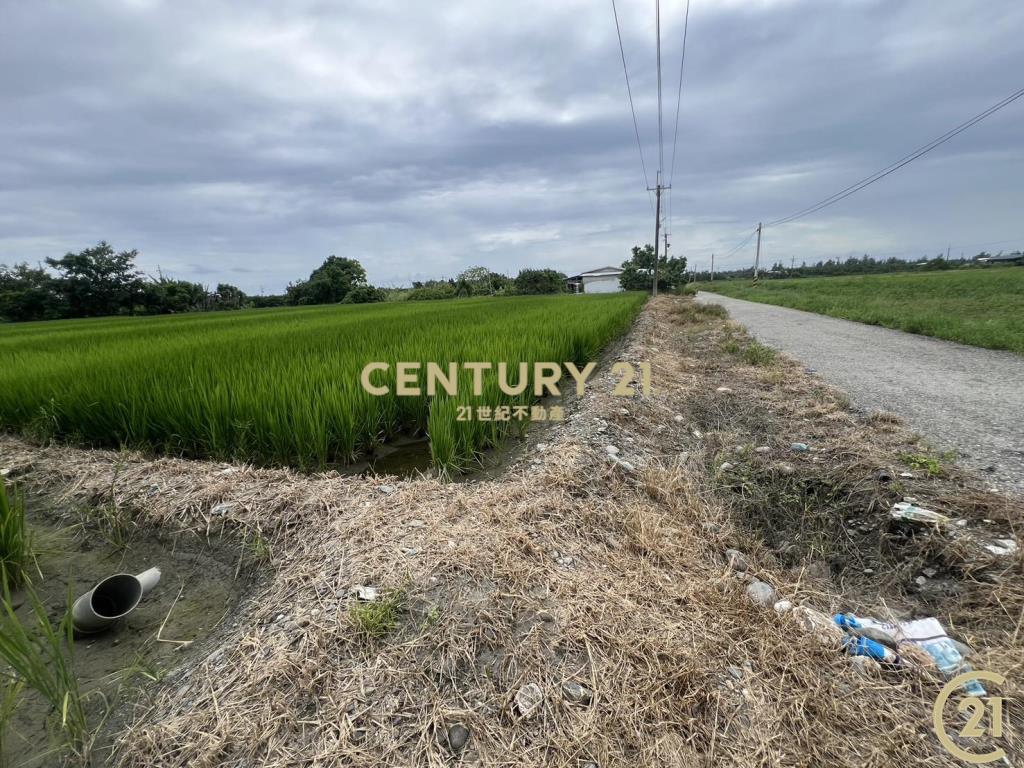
2,0,1022,292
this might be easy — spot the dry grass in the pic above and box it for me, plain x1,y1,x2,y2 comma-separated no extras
0,296,1019,766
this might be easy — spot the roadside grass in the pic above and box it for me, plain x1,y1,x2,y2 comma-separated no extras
696,266,1024,354
740,341,777,366
717,323,778,368
900,451,952,478
348,590,406,640
0,478,31,589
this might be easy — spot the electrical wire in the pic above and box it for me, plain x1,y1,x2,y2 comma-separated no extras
611,0,655,213
668,0,691,189
723,227,757,259
666,0,691,240
766,85,1024,228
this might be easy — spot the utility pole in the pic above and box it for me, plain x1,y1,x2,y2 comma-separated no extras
753,222,762,285
663,230,670,260
710,253,715,282
652,172,661,297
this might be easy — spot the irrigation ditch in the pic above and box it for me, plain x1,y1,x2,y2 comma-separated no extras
1,493,253,767
0,294,1020,766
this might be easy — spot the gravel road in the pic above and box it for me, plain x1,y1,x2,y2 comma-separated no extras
695,292,1024,496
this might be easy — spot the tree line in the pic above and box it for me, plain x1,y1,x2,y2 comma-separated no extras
689,250,1021,282
0,243,577,322
0,243,250,322
0,238,697,322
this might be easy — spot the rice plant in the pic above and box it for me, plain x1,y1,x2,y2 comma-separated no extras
0,294,645,472
0,478,30,589
0,583,90,762
0,675,24,768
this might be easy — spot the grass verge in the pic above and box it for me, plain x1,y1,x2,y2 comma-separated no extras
696,267,1024,353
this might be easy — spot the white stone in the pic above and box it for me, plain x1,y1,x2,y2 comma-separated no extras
514,682,544,717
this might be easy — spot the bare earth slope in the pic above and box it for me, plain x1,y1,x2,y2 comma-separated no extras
696,291,1024,496
1,296,1020,767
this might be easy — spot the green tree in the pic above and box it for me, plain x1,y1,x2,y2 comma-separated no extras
456,266,495,295
215,283,247,309
513,268,567,295
141,277,208,314
342,284,386,304
487,271,512,294
287,256,368,305
46,242,144,317
0,263,63,321
619,244,687,292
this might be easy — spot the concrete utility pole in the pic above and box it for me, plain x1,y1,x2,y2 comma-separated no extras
652,172,661,297
753,222,763,285
651,0,664,298
710,253,715,282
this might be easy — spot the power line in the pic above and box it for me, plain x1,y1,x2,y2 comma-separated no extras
667,0,691,240
668,0,691,188
610,0,654,213
655,0,664,180
723,227,758,259
766,85,1024,228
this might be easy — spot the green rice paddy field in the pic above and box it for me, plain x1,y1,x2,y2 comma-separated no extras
0,294,645,472
697,266,1024,354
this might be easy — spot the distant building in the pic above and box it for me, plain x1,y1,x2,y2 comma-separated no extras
566,266,624,294
976,252,1023,265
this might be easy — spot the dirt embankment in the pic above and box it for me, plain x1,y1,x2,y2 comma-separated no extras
1,295,1020,767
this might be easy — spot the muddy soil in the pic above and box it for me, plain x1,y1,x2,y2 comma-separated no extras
2,502,248,768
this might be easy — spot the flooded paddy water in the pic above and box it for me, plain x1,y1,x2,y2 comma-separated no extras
2,500,249,767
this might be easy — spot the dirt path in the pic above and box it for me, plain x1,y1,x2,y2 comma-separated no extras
696,291,1024,496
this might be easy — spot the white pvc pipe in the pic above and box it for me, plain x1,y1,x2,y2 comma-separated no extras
72,567,161,634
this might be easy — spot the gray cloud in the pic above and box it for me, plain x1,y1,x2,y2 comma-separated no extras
1,0,1022,291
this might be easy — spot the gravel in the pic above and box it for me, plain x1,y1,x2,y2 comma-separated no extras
696,292,1024,495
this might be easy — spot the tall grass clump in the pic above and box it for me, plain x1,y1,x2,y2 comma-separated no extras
0,584,90,762
0,293,646,472
0,478,30,589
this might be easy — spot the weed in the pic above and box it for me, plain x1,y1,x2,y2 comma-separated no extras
0,478,31,589
0,583,91,762
868,410,901,425
118,652,167,686
420,604,441,630
348,590,405,639
78,468,135,551
900,452,945,477
831,391,851,410
740,341,777,366
667,301,727,324
244,530,271,563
